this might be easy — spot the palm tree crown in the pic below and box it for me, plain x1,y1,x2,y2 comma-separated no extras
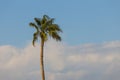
29,15,62,46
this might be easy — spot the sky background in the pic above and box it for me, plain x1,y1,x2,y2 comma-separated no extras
0,0,120,46
0,0,120,80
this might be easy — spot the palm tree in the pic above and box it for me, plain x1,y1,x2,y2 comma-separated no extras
29,15,62,80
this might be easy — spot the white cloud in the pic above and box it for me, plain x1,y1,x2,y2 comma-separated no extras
0,40,120,80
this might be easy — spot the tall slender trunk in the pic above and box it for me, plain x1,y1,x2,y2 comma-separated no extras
40,39,45,80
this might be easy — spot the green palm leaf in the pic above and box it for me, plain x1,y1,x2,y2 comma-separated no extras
32,31,39,46
29,14,62,46
34,18,41,26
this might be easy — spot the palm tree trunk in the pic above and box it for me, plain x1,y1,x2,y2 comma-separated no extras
40,39,45,80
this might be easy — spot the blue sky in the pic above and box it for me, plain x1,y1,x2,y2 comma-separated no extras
0,0,120,80
0,0,120,47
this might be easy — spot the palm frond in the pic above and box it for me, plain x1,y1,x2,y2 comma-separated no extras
34,18,41,26
32,31,39,46
49,31,61,41
43,15,50,20
29,22,39,31
47,24,62,32
41,15,47,24
46,18,54,26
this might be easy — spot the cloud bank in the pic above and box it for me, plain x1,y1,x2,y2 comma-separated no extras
0,40,120,80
